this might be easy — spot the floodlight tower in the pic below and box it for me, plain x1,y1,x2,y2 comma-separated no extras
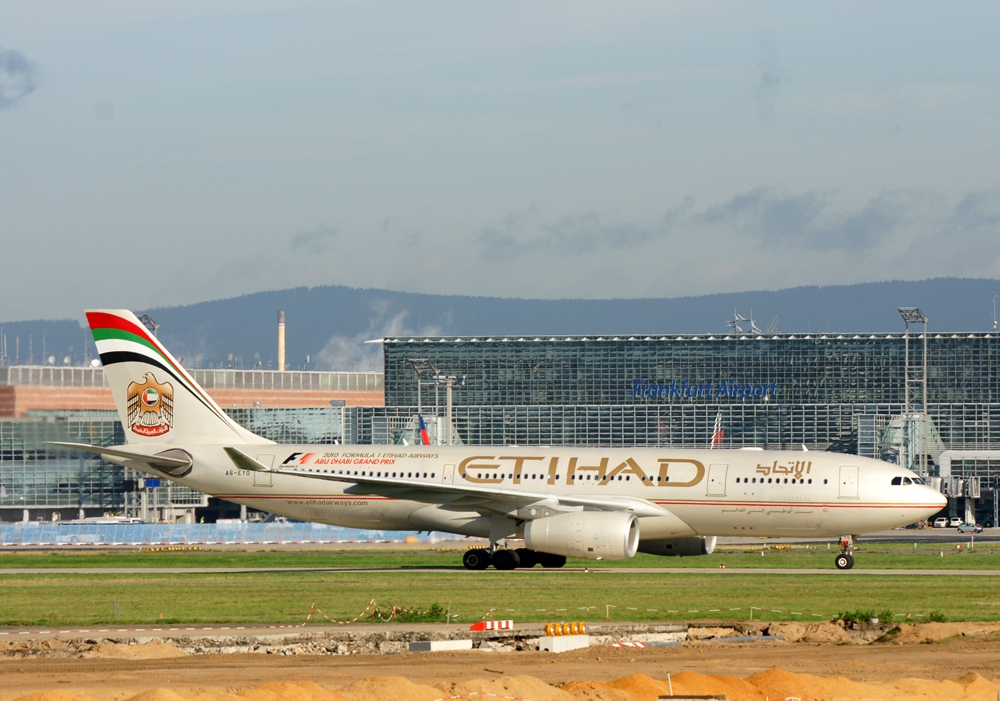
898,307,929,475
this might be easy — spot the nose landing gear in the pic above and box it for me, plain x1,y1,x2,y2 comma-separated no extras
835,536,856,570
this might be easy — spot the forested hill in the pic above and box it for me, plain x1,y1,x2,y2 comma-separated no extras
4,278,998,371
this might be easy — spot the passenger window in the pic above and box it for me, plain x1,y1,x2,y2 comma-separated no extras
891,477,902,485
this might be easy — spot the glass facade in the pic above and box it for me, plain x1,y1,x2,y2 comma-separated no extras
381,333,1000,460
0,407,346,518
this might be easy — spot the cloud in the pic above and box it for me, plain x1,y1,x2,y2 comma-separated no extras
0,47,39,109
900,192,1000,276
476,203,680,261
289,224,339,254
697,187,909,252
317,300,443,372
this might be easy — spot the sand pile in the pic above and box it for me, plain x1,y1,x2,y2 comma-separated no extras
240,682,347,701
558,680,630,701
441,676,573,701
888,622,999,644
604,674,673,701
668,671,764,700
13,668,1000,701
334,677,441,701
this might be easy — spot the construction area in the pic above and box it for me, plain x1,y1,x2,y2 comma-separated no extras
5,619,1000,701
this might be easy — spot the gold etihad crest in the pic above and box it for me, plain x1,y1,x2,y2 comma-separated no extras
126,372,174,437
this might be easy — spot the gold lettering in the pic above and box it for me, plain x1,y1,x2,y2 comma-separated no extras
656,459,705,488
498,456,544,484
607,457,648,482
459,455,502,484
546,456,559,485
567,457,609,483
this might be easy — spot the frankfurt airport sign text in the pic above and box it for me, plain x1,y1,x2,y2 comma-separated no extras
632,380,779,402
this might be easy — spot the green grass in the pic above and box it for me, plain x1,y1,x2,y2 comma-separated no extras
1,567,999,626
2,545,999,627
2,542,999,570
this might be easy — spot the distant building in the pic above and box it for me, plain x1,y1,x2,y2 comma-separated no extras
0,366,383,416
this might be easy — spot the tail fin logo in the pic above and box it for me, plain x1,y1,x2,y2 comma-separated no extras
127,373,174,437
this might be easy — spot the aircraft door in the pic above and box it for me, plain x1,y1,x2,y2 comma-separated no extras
442,463,455,484
839,465,859,498
707,463,728,496
254,454,274,487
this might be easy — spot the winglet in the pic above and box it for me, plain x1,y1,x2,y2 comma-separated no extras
224,447,271,472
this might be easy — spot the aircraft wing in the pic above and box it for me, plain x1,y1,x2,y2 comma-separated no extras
224,447,668,518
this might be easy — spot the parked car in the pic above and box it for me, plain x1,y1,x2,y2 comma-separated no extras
957,523,984,534
933,517,948,528
949,517,964,527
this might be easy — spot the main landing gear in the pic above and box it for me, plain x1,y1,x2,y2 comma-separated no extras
835,536,856,570
462,547,567,570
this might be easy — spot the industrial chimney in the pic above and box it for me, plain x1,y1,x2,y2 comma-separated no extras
277,311,286,371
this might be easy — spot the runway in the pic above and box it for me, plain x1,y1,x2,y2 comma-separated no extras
3,566,1000,575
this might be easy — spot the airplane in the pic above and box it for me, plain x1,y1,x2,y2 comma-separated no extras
53,310,947,571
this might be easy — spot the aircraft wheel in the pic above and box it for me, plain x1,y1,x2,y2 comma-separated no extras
463,548,491,570
537,552,567,568
492,549,520,571
835,554,854,570
515,548,538,568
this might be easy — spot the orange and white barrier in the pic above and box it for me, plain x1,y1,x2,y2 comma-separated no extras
470,620,514,631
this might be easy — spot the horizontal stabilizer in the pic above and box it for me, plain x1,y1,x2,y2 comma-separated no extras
49,442,193,475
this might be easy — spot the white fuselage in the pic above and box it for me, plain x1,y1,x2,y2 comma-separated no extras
142,444,946,540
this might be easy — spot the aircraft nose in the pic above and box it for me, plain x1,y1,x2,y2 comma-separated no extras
925,487,947,509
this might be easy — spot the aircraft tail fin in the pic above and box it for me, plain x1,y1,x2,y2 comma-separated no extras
86,310,271,445
418,414,431,446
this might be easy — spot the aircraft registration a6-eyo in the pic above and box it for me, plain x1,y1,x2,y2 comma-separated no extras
53,310,947,571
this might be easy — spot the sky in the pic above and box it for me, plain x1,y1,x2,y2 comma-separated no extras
1,1,999,322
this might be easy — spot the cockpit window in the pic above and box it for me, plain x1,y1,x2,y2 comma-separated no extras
891,476,902,485
903,477,912,485
913,477,925,484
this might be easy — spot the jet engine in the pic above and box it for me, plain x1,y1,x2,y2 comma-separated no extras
637,535,717,557
524,512,639,560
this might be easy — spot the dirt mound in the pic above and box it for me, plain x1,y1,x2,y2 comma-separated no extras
559,680,631,701
746,667,820,700
956,671,999,695
767,621,853,644
239,682,347,701
335,677,442,701
441,676,571,701
881,676,972,699
606,674,672,701
81,642,186,660
890,622,996,644
668,672,764,700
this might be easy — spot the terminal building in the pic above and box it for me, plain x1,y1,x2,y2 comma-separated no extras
3,308,999,526
0,366,380,523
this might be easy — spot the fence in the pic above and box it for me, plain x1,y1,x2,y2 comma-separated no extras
0,522,418,546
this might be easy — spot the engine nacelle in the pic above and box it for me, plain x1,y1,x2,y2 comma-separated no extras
637,535,717,557
524,512,639,560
